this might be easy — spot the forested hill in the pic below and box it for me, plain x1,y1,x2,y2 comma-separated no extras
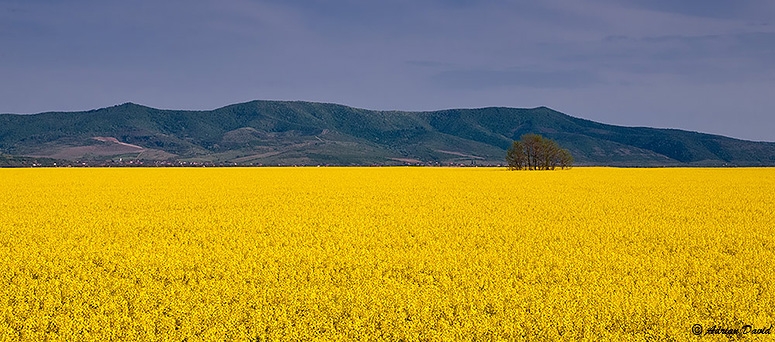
1,100,774,166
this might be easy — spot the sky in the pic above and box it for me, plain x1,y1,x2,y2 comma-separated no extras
1,0,774,141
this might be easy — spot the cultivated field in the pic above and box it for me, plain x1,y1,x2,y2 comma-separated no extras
1,167,773,340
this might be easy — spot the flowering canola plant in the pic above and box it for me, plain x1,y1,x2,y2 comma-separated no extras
1,167,773,340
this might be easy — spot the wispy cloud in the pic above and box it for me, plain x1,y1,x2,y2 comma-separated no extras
432,68,602,89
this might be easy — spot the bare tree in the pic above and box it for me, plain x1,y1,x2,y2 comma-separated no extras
506,141,525,170
506,134,573,170
557,148,574,170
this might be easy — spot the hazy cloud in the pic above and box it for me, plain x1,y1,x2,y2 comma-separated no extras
433,69,602,89
620,0,775,20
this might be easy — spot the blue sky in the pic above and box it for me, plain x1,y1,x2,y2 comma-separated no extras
1,0,774,141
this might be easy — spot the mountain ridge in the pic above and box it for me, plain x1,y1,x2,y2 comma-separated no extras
1,100,774,167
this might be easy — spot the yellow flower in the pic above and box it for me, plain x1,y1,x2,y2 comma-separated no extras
0,167,772,340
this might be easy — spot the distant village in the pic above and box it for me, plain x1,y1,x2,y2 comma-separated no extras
0,155,496,168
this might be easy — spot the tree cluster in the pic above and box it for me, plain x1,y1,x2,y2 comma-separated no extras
506,134,573,170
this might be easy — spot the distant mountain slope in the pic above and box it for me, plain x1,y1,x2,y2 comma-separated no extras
1,100,774,166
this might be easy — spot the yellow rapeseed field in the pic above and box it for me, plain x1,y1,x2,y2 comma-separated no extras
1,167,773,341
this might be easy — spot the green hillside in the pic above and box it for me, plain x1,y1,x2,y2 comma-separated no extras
1,101,774,166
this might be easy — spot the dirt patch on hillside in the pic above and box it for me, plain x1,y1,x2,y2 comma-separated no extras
433,150,484,159
27,137,176,160
388,157,423,163
92,137,145,150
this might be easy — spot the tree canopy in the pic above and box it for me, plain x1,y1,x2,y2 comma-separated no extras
506,134,573,170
